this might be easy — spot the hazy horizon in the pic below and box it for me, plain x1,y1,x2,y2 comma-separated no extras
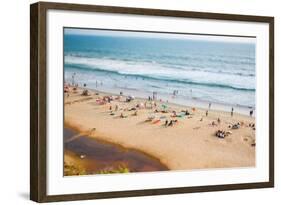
64,28,256,44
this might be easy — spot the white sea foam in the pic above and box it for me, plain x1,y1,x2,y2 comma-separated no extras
65,55,255,91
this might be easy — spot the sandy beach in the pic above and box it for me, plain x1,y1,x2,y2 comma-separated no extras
64,86,255,172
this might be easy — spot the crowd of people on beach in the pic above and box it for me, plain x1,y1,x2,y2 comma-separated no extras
95,90,253,136
64,83,255,142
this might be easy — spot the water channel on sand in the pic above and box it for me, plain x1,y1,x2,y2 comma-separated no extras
64,127,169,175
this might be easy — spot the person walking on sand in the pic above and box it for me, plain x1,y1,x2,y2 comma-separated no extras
115,104,119,111
231,107,234,117
206,110,208,117
250,109,253,117
217,118,221,124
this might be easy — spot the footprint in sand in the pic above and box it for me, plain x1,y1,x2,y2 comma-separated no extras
243,137,249,142
242,136,254,146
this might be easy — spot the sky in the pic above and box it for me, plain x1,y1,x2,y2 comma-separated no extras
64,28,256,44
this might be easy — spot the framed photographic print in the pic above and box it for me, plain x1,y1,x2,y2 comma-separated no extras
30,1,274,202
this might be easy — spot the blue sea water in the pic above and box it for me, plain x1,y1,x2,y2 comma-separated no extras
64,32,256,108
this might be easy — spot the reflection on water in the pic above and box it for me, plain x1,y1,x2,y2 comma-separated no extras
64,128,169,175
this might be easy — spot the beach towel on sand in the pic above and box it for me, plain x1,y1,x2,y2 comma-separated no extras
153,119,161,124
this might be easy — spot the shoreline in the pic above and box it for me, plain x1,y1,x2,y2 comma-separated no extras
64,86,255,172
69,84,254,117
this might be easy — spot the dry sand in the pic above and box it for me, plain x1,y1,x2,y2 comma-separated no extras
64,87,255,171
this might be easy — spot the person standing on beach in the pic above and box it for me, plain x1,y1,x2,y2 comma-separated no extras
154,101,157,108
120,112,124,118
71,72,76,86
231,107,234,117
250,110,253,117
206,110,208,117
208,102,212,110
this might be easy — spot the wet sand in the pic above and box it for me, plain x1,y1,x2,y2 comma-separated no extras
64,128,168,175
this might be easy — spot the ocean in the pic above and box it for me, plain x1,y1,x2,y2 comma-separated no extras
64,31,256,109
